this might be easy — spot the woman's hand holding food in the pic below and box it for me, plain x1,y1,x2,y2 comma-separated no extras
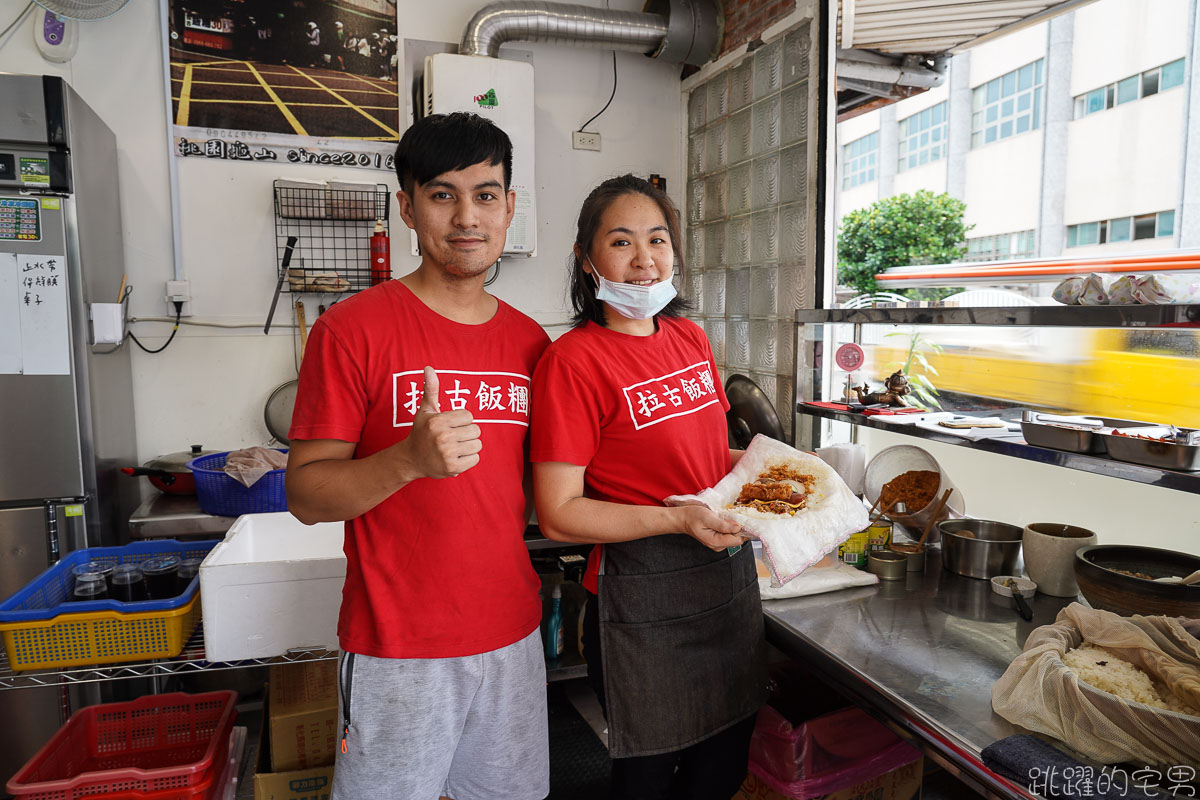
403,367,483,479
676,505,744,552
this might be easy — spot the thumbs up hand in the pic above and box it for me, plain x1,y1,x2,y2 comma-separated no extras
403,366,482,479
417,366,442,414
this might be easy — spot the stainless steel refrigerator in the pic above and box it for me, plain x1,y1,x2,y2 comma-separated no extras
0,75,138,790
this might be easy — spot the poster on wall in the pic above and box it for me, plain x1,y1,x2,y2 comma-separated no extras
166,0,399,171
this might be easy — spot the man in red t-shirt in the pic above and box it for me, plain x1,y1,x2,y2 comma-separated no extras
286,113,550,800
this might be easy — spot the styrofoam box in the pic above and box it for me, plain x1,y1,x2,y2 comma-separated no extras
200,512,345,661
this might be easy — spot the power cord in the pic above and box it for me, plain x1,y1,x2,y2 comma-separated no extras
0,2,33,45
128,300,182,354
578,51,617,134
101,285,182,355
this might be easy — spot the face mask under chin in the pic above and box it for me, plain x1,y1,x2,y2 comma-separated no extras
586,256,677,320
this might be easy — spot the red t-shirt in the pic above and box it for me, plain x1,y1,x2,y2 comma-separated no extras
530,317,731,592
290,281,550,658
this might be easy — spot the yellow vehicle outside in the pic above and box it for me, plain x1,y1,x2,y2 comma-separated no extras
866,329,1200,428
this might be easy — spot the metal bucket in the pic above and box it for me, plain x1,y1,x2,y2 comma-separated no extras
939,519,1023,580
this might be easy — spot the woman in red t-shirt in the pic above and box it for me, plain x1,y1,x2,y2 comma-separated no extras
531,174,767,800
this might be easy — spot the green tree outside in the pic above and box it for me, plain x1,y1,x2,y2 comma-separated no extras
836,190,972,300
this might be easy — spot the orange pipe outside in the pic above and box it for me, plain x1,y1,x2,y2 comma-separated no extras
877,256,1200,282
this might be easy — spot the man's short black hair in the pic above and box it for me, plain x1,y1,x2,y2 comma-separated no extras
394,112,513,194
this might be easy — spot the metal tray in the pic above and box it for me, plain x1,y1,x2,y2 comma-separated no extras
1019,412,1153,455
1100,429,1200,471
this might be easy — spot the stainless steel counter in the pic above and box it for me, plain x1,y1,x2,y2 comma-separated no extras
763,549,1079,799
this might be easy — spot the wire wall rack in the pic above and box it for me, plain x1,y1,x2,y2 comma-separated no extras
273,180,392,295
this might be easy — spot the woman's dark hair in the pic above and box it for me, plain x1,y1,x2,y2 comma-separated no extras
568,174,691,327
394,112,512,193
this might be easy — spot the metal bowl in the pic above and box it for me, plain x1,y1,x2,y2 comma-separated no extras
938,519,1023,580
1074,545,1200,618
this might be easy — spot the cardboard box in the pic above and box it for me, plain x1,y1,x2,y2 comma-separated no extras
199,512,345,661
256,685,336,800
268,661,340,772
733,756,923,800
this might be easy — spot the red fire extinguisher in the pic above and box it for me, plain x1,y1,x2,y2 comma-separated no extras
370,221,390,286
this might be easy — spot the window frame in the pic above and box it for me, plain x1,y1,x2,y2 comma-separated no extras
971,60,1043,148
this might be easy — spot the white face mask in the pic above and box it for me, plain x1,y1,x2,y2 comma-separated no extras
586,257,677,320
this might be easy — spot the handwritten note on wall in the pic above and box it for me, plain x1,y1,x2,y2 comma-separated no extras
0,252,70,375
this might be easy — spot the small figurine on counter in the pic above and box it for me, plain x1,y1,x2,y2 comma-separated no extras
849,370,912,407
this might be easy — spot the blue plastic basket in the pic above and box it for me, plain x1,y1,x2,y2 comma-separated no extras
0,539,220,622
187,450,289,517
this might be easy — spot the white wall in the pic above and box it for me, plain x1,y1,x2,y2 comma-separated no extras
1071,0,1188,95
1065,91,1185,225
892,160,946,197
969,22,1046,87
963,132,1043,237
0,1,683,462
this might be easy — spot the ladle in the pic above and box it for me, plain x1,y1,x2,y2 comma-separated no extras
1152,568,1200,585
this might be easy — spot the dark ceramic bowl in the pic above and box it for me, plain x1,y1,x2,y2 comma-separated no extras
1074,545,1200,618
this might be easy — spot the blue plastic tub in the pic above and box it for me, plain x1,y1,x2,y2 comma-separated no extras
187,450,288,517
0,539,220,622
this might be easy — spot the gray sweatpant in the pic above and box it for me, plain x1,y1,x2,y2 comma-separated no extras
330,630,549,800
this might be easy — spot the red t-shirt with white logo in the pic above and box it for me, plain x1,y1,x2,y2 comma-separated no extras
530,317,731,592
290,281,550,658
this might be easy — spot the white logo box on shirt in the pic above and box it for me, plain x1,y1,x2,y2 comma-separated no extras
391,369,532,427
622,360,720,430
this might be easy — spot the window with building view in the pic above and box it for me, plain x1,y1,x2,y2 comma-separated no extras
964,230,1036,262
971,60,1043,147
832,0,1198,428
1066,211,1175,247
1073,58,1186,118
897,103,947,171
842,132,877,188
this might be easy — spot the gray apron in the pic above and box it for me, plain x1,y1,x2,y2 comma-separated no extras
597,534,768,758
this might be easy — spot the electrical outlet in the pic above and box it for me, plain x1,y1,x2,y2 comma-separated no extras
165,279,192,317
572,131,601,151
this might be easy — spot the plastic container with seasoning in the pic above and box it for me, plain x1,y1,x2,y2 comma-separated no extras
837,527,870,569
141,555,181,600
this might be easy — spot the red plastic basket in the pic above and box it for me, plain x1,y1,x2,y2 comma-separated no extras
5,691,237,800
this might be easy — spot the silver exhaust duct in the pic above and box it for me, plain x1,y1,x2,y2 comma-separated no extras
460,0,723,66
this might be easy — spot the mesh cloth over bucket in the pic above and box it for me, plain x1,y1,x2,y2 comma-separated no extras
991,603,1200,766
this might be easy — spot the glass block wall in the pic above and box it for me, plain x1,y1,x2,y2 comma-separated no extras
685,22,817,440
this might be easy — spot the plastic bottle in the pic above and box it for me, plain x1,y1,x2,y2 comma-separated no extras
369,221,390,285
544,584,564,660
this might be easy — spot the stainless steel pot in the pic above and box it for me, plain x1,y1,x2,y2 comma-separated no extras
939,519,1023,580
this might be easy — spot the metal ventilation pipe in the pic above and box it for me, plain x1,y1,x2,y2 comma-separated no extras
460,0,724,67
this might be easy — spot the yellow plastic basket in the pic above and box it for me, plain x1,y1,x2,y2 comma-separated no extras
0,593,202,671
